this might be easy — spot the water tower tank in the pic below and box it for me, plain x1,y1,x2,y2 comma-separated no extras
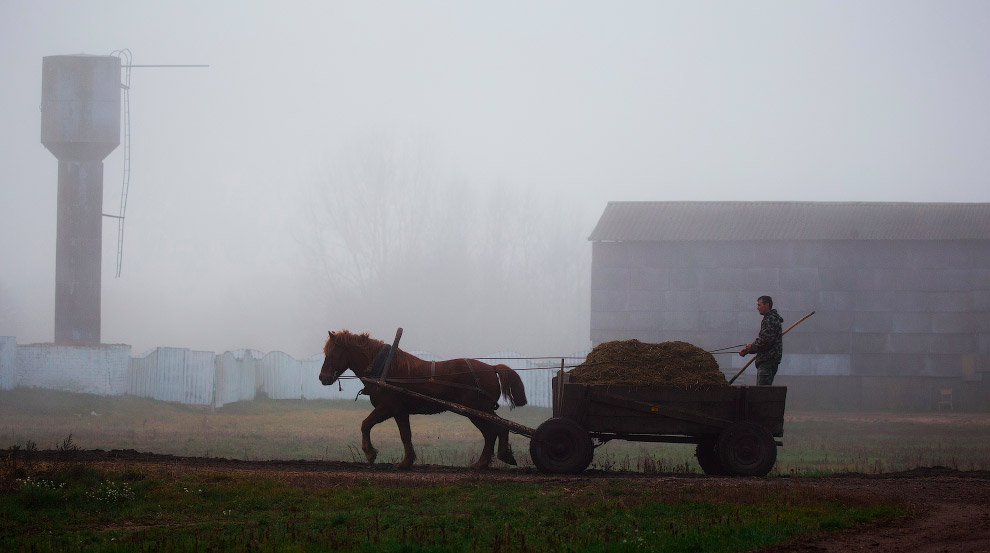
42,55,120,160
40,54,121,344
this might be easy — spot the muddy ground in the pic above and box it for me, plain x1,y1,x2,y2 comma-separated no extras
11,449,990,553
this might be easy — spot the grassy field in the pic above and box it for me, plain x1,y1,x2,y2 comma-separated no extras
0,458,903,553
1,389,988,474
13,389,988,551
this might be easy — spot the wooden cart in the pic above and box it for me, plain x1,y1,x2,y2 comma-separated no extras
528,372,787,476
365,370,786,477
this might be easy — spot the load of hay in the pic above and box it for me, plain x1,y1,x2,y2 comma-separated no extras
567,339,728,389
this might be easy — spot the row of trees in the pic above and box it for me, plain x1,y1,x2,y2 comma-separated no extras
301,133,590,357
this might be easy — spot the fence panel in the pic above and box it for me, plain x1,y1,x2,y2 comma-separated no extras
129,349,157,399
214,351,258,407
127,347,216,406
153,348,187,403
257,352,301,400
183,350,216,406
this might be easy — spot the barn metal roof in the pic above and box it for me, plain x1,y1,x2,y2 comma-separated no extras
588,201,990,241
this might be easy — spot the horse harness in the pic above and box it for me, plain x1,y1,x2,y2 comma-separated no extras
362,346,500,407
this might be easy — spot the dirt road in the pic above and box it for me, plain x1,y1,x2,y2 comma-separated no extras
760,469,990,553
15,450,990,552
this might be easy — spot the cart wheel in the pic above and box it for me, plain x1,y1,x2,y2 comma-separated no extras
530,418,593,474
694,437,726,476
717,421,777,477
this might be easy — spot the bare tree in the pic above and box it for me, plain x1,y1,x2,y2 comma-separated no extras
301,132,590,356
307,132,448,298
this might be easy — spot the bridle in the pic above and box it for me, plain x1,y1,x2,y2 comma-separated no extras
321,339,351,384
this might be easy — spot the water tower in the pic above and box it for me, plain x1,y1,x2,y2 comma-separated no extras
41,55,121,344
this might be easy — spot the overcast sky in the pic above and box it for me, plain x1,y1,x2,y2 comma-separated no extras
2,1,989,357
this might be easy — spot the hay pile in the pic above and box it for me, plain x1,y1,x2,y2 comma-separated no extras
568,339,728,389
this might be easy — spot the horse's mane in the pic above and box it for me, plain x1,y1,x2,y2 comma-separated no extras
323,330,386,358
324,330,428,375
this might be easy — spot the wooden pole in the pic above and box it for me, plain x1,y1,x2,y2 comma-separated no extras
378,327,403,384
728,311,815,385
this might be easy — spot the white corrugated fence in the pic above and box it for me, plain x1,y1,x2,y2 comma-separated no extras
0,337,583,409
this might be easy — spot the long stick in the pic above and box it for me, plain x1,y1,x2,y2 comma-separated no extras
378,327,403,384
728,311,815,385
359,377,537,438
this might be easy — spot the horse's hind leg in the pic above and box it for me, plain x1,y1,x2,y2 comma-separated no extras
393,413,416,470
496,426,517,466
360,406,392,465
467,417,497,470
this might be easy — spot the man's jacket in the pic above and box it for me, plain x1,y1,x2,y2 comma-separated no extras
751,309,783,367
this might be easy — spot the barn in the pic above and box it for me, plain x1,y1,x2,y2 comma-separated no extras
588,201,990,410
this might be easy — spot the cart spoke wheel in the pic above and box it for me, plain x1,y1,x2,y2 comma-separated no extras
530,418,593,474
695,437,726,476
717,421,777,477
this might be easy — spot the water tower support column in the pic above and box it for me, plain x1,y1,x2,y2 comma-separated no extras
54,160,104,344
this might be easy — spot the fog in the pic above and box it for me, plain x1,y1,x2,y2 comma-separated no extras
2,1,989,358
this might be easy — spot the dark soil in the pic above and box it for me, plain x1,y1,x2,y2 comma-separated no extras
8,449,990,552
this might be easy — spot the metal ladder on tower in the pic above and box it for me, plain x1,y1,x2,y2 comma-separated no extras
110,48,132,278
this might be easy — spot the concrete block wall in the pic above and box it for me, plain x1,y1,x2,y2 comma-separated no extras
591,239,990,408
13,342,131,395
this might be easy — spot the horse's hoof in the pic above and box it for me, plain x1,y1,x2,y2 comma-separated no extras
498,452,518,466
394,455,415,470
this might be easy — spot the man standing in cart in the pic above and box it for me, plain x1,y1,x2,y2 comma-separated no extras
739,295,784,385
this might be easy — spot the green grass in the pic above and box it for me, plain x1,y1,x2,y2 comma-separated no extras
587,416,990,475
0,463,904,553
1,388,989,474
773,418,990,474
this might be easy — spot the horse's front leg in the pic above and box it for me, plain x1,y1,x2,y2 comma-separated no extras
393,413,416,470
360,406,393,465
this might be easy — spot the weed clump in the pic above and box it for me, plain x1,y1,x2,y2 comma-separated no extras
86,480,135,505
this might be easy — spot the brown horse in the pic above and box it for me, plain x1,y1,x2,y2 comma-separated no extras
319,330,528,470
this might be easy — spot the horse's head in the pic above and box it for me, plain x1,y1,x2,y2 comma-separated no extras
319,330,381,385
319,331,350,385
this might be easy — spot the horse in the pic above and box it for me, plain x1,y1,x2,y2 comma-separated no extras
319,330,528,470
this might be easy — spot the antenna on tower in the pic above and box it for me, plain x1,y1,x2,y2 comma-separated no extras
103,49,209,278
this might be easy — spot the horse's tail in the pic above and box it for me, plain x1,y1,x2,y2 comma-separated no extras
494,365,528,408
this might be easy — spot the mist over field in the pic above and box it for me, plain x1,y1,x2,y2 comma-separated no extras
2,2,990,358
